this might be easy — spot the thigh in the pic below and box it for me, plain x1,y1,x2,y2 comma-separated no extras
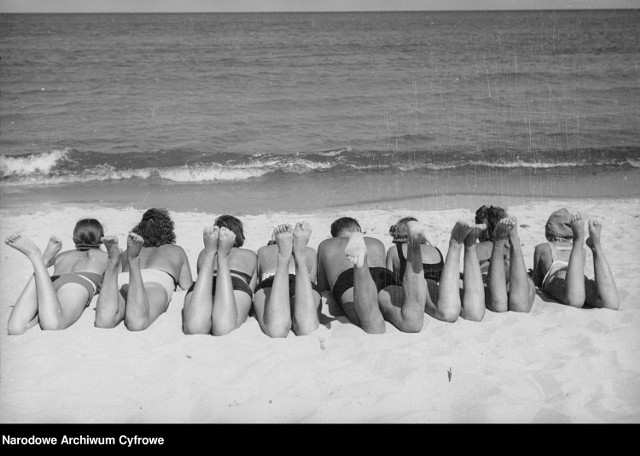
234,290,253,324
584,278,603,308
377,285,403,312
143,284,171,319
337,288,362,325
252,288,269,324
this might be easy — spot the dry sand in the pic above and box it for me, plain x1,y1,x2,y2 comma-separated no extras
1,198,639,423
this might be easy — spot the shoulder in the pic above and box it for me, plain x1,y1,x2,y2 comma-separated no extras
236,247,258,260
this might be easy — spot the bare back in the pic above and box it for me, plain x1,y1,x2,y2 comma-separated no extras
257,244,317,281
54,249,108,275
122,244,191,288
318,236,385,289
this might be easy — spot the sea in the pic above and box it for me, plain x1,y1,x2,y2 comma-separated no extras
1,10,639,215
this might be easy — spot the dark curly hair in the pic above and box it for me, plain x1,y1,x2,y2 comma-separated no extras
73,218,104,251
131,208,176,247
475,205,508,242
389,216,418,241
330,217,361,238
214,215,245,248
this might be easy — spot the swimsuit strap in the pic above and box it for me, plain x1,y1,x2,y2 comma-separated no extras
215,269,252,285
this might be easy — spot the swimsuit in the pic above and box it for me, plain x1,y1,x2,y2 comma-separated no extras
187,269,253,299
254,273,320,298
50,271,103,306
394,242,444,283
541,242,572,293
117,269,178,301
331,267,399,304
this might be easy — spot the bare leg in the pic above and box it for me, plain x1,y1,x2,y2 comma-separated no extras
262,224,294,337
291,222,320,335
461,224,486,321
4,234,82,331
507,217,535,312
378,221,427,332
345,232,386,334
7,236,62,334
586,220,620,310
182,226,218,334
211,227,240,335
95,236,125,328
123,233,168,331
486,218,511,313
564,214,587,307
434,221,472,323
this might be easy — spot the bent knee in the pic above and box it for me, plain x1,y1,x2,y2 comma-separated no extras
7,321,28,335
182,322,211,335
124,318,150,332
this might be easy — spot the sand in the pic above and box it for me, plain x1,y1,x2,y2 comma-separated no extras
1,198,639,423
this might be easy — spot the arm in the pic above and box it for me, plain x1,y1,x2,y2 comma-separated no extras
532,244,550,288
316,244,330,293
178,247,194,290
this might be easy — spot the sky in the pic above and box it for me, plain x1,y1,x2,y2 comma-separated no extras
0,0,638,13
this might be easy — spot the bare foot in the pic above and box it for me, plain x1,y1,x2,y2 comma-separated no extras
126,232,144,260
275,224,294,259
406,221,428,246
450,221,473,245
464,223,487,246
493,217,515,241
292,222,311,257
203,225,219,255
5,233,42,260
586,219,602,250
43,236,63,266
345,232,367,268
570,213,585,240
217,227,236,258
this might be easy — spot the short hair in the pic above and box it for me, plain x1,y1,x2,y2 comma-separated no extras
389,216,418,240
131,208,176,248
215,215,244,247
330,217,361,237
73,218,104,251
475,205,508,242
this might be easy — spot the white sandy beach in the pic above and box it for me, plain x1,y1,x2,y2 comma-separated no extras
0,198,639,423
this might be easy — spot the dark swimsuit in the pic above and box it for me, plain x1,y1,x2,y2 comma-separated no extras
331,267,399,304
187,269,253,298
50,271,104,306
394,242,445,283
254,274,320,299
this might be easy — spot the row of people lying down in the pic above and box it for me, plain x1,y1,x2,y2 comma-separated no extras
5,206,620,336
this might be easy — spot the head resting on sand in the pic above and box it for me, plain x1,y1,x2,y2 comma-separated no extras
545,208,573,242
132,208,176,248
475,205,508,242
389,216,418,241
331,217,361,237
73,218,104,251
215,215,245,247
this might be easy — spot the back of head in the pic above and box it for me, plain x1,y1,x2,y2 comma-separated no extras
215,214,244,247
389,216,418,241
330,217,361,237
73,218,104,251
545,208,573,242
475,205,508,242
132,208,176,248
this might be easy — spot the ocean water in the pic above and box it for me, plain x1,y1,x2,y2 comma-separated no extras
1,10,639,214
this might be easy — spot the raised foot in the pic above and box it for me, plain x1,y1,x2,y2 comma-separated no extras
5,233,42,259
203,225,220,255
465,223,487,246
126,232,144,259
345,232,367,268
217,227,236,257
570,213,585,239
586,219,602,250
43,236,63,264
493,216,516,241
274,223,294,257
292,221,311,256
406,220,428,245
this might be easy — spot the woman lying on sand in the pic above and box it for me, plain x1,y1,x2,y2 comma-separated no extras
6,219,108,335
95,208,193,331
474,205,536,313
531,208,619,310
252,222,321,338
182,215,257,336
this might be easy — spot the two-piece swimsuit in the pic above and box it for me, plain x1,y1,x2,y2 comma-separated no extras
117,269,179,301
50,272,104,307
187,269,254,299
541,242,572,293
254,272,320,298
